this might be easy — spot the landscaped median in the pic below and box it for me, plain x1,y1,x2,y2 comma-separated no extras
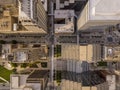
0,65,13,83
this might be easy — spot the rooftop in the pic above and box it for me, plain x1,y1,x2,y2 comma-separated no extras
28,70,49,79
61,70,106,86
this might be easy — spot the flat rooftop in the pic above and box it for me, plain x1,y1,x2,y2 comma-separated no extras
0,0,17,5
61,71,106,86
27,70,49,83
28,70,49,79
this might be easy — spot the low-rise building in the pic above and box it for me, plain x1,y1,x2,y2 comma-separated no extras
103,45,120,61
10,70,49,90
0,44,48,62
0,83,10,90
54,10,75,33
0,0,18,32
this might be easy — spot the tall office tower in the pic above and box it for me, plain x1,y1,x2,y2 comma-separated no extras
60,70,117,90
58,44,102,73
18,0,47,33
78,0,120,30
61,44,102,62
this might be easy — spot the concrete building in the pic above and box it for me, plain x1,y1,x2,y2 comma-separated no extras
61,44,79,60
0,0,18,32
54,10,75,33
0,0,47,33
0,83,10,90
61,44,102,62
0,44,48,62
41,0,47,11
103,45,120,61
1,44,12,59
10,70,49,90
61,71,109,90
54,0,87,33
115,72,120,90
77,0,120,30
56,59,84,73
0,0,17,5
57,44,102,73
11,74,40,90
99,70,116,90
18,0,47,33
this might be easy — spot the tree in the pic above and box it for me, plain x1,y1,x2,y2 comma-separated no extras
0,40,6,44
41,62,47,68
11,63,18,68
20,63,28,68
11,40,18,44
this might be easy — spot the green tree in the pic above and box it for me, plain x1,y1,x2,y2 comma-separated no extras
11,40,18,44
11,63,18,68
41,62,47,68
0,40,6,44
20,63,28,68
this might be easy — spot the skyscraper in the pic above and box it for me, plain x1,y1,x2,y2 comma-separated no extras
18,0,47,32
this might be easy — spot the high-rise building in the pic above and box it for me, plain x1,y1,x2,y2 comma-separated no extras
60,70,112,90
77,0,120,30
58,44,102,73
61,44,102,62
18,0,47,32
0,0,47,33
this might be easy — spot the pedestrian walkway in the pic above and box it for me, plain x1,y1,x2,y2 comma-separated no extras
0,77,9,83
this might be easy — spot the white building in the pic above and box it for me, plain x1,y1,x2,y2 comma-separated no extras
78,0,120,30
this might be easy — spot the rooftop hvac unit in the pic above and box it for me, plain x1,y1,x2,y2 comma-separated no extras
13,23,18,31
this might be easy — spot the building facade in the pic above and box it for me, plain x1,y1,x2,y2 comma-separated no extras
61,44,102,62
18,0,47,32
77,0,120,30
